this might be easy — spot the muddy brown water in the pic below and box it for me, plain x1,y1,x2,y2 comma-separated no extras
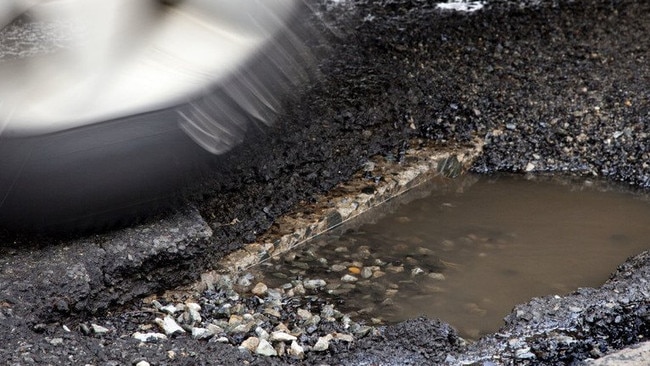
251,174,650,340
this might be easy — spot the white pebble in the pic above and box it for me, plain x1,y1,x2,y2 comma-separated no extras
155,315,186,335
341,274,358,282
269,331,297,342
255,339,278,356
312,335,333,351
288,341,305,359
132,332,167,342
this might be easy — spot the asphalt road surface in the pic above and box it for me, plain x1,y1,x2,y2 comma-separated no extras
1,0,649,364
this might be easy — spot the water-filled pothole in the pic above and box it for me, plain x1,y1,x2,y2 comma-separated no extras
246,174,650,339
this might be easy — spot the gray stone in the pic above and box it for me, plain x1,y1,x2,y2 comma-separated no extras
191,327,214,340
48,338,64,346
251,282,268,296
240,336,260,352
288,341,305,359
255,339,278,356
303,279,327,289
312,335,333,351
91,323,109,335
186,302,202,324
269,331,297,342
155,315,186,335
160,304,178,315
341,274,358,282
255,326,270,340
132,332,167,342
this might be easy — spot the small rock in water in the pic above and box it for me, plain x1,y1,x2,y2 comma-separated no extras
411,267,425,276
293,283,306,295
341,274,358,282
386,264,404,273
428,272,446,281
348,266,361,274
303,279,327,289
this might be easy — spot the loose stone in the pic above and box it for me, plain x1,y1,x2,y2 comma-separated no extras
275,340,286,356
132,332,167,342
348,266,361,274
428,272,446,280
191,327,214,340
411,267,425,276
293,283,306,295
303,279,327,289
341,274,358,282
186,302,202,324
155,315,185,335
251,282,268,296
312,335,333,351
48,338,64,346
361,267,373,279
289,341,305,359
91,324,109,335
160,304,178,315
386,264,404,273
135,361,151,366
297,308,313,320
264,307,281,318
255,326,270,340
328,288,351,295
270,331,297,342
256,339,278,356
333,333,354,343
240,336,260,352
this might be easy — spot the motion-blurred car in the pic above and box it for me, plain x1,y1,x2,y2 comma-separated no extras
0,0,312,232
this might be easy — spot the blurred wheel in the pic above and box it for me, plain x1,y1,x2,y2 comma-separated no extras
0,0,313,232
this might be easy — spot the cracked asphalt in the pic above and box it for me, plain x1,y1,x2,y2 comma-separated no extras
1,0,649,364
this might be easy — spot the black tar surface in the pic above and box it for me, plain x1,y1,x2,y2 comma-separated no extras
1,0,649,364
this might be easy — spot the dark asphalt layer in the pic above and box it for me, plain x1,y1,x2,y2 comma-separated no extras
1,0,649,364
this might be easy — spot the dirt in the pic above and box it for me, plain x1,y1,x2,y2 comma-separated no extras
1,0,650,365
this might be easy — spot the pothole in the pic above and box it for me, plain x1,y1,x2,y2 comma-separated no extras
232,173,650,340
